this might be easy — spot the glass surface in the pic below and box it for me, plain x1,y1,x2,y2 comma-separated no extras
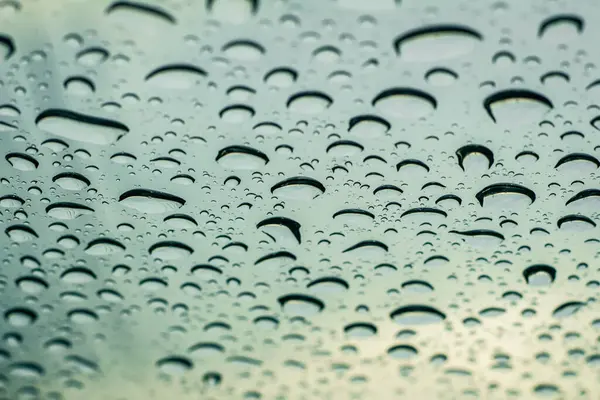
0,0,599,399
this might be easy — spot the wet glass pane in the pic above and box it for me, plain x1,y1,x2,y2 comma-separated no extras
0,0,599,399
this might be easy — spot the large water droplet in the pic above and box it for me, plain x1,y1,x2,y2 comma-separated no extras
216,145,269,169
523,264,556,286
287,91,333,113
119,189,185,213
145,64,207,89
157,355,194,375
483,90,552,124
84,238,126,255
372,88,436,118
390,305,446,325
278,294,324,317
394,25,482,62
271,177,325,200
36,109,129,145
149,241,193,260
105,1,176,25
53,172,90,191
475,183,536,208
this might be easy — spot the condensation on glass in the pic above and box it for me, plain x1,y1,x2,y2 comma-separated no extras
0,0,598,399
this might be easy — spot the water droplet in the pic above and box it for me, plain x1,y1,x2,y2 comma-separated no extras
207,0,258,24
552,301,585,318
106,1,176,24
46,202,95,219
6,153,38,171
523,264,556,286
53,172,90,190
36,109,129,145
216,145,269,169
61,267,96,284
394,25,482,62
64,76,95,96
16,276,48,294
5,225,38,242
84,238,126,255
483,90,552,124
287,91,333,113
149,241,193,260
222,39,264,61
308,277,349,294
5,308,37,327
264,67,297,87
145,64,207,89
344,322,377,338
388,345,418,359
76,47,109,66
271,177,325,200
157,356,193,375
278,294,324,317
119,189,185,213
475,183,536,208
538,14,583,42
390,305,446,325
373,88,436,118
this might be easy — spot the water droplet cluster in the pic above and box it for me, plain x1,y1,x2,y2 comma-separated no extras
0,0,598,399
